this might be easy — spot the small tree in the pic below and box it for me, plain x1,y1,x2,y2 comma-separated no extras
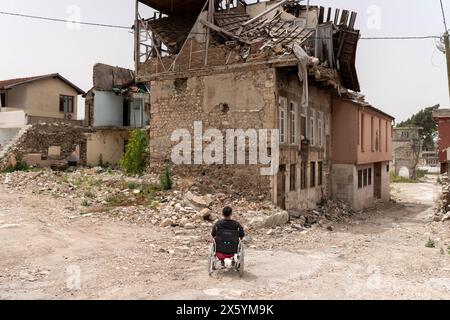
160,164,173,191
120,129,149,176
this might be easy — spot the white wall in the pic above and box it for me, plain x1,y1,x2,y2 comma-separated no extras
93,90,123,127
0,128,20,150
0,110,26,128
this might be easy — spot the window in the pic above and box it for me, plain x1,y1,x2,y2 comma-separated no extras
290,164,296,191
310,162,316,188
371,116,374,152
0,93,6,108
279,97,287,143
60,95,74,113
361,113,365,152
363,168,368,187
310,112,315,145
290,102,297,144
318,112,323,147
301,107,307,140
385,122,388,152
368,168,372,185
379,119,382,152
387,164,390,172
301,161,307,190
358,170,363,189
318,161,323,186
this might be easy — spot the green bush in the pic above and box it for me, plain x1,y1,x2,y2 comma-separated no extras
160,165,173,191
119,129,149,176
3,161,29,173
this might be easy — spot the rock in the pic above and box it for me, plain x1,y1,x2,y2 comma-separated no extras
442,213,450,222
289,210,302,219
160,218,174,228
262,211,289,228
292,224,304,231
327,225,334,231
0,224,20,229
200,208,213,221
183,223,196,230
185,191,213,208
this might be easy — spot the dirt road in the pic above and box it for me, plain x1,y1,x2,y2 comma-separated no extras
1,177,449,300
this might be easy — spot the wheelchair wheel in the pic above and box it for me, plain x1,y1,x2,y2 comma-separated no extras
208,243,216,276
238,245,244,277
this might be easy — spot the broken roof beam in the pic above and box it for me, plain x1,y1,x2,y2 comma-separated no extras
199,18,252,45
236,0,290,35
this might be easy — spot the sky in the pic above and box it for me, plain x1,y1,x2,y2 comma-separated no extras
0,0,449,122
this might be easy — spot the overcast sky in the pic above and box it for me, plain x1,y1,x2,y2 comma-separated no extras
0,0,449,122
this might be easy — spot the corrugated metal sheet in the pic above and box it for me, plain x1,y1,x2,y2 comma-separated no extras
138,0,208,15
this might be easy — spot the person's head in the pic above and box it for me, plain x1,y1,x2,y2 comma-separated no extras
222,206,233,220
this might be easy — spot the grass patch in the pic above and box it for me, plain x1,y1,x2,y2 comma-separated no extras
390,172,416,183
84,190,95,199
106,194,129,207
81,199,91,207
2,162,30,173
127,182,138,190
425,238,436,248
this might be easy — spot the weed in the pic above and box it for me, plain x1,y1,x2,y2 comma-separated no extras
425,238,436,248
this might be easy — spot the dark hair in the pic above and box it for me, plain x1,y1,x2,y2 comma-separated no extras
223,206,233,217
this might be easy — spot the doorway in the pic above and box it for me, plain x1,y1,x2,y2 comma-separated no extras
374,162,382,199
277,165,286,210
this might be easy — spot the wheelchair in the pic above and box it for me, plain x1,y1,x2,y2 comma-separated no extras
208,228,244,277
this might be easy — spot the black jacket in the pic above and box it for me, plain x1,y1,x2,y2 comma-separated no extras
211,219,245,239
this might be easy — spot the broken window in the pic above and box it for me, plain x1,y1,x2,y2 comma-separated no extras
60,95,74,113
318,161,323,186
318,111,323,147
290,102,297,144
310,162,316,188
358,170,363,189
279,97,288,144
301,107,307,140
290,164,296,191
301,161,307,190
310,111,315,145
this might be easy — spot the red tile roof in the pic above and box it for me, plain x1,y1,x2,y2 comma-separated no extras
0,73,85,95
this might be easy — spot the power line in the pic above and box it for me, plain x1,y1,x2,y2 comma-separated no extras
0,10,443,40
0,11,131,30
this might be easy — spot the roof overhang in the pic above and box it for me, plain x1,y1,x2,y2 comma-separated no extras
138,0,208,15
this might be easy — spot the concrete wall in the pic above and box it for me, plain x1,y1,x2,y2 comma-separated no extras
0,110,26,128
25,77,79,120
5,85,27,109
0,128,20,151
332,98,393,165
332,161,390,211
92,90,124,127
86,130,129,166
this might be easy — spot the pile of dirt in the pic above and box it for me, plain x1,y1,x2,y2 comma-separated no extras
434,174,450,222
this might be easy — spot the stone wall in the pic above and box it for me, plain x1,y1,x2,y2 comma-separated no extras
0,123,90,170
148,67,277,198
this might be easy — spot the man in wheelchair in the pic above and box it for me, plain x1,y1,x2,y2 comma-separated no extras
209,207,245,275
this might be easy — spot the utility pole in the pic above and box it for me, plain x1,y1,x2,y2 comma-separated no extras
445,31,450,100
440,0,450,99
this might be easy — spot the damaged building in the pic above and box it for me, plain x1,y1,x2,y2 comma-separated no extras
134,0,391,210
83,63,150,166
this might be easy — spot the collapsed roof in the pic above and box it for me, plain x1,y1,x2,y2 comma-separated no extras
137,0,361,92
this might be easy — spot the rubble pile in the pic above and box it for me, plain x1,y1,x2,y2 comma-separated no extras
434,174,450,222
1,167,356,235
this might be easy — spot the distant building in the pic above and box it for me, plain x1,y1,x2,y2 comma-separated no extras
0,74,84,153
392,127,422,178
83,64,150,167
433,108,450,174
331,95,394,211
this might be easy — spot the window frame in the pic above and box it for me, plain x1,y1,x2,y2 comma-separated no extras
290,164,297,191
290,101,298,145
59,95,74,114
310,161,316,188
279,97,288,144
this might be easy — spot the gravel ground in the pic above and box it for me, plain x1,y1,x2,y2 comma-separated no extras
1,175,449,300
